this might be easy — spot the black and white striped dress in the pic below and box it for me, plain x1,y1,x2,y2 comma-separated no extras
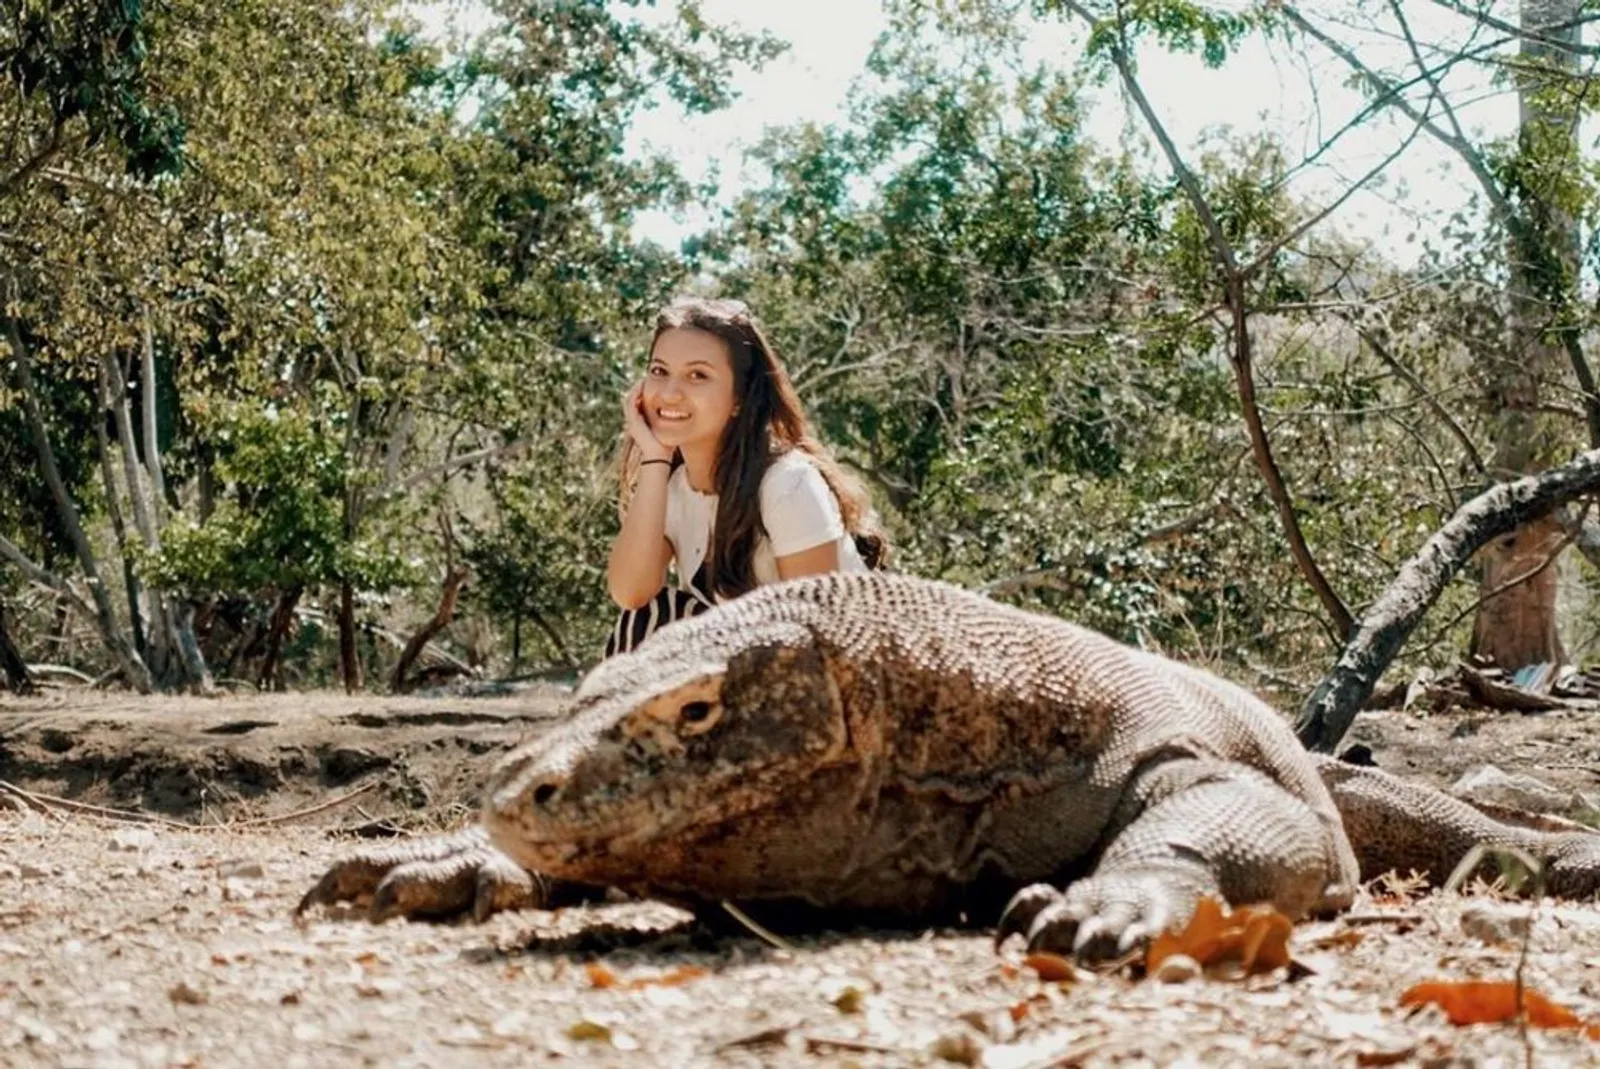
602,563,715,659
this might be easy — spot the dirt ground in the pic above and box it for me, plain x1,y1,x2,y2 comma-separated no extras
5,687,1600,1067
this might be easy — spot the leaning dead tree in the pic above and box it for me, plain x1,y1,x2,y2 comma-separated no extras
0,595,34,695
390,514,472,695
1296,448,1600,753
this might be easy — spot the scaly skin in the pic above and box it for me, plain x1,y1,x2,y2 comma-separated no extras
297,573,1600,958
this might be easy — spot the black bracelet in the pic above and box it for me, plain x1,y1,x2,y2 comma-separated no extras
639,458,672,468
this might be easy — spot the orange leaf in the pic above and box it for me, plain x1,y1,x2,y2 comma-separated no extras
1238,909,1292,972
1144,897,1294,978
1021,953,1076,983
1400,980,1591,1032
626,965,708,989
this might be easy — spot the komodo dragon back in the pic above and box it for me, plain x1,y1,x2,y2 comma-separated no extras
298,572,1600,960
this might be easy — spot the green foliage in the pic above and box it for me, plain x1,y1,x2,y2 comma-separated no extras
9,0,1599,692
1060,0,1258,69
2,0,185,178
150,400,410,596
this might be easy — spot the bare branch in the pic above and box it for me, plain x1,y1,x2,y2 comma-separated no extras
1297,448,1600,751
1427,0,1600,57
4,307,151,691
0,123,64,200
0,533,95,622
1279,5,1516,222
138,311,167,531
397,438,535,493
1345,309,1487,474
1061,1,1354,638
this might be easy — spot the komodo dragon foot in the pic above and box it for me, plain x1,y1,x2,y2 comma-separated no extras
997,757,1352,961
296,826,591,922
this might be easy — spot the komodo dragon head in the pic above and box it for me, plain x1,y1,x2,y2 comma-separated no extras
481,583,867,905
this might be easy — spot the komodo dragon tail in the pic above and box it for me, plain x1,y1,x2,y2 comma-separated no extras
1313,755,1600,898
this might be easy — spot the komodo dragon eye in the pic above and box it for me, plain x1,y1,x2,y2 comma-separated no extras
678,700,721,735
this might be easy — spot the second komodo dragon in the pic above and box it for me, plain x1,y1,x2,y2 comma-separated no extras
299,572,1600,959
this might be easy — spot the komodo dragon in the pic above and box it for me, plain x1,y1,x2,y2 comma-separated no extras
298,572,1600,959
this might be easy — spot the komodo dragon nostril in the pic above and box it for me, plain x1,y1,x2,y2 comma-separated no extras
531,782,559,807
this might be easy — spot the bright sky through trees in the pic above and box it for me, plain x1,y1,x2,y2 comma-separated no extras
597,0,1576,268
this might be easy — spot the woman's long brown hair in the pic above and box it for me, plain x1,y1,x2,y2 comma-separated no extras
618,296,887,599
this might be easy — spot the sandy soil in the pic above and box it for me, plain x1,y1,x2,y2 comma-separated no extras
4,688,1600,1067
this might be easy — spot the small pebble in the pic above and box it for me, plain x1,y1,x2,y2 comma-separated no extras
109,829,156,852
930,1029,984,1065
218,859,265,880
1460,903,1531,945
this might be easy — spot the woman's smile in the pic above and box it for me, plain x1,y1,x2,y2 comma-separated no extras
642,327,738,451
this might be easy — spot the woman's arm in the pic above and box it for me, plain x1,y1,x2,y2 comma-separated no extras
606,464,675,609
765,455,848,582
607,383,677,609
775,540,842,580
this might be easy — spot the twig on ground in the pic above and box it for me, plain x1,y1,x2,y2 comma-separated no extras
93,901,184,942
0,779,191,828
1441,842,1546,1069
222,782,378,827
719,900,795,951
1341,910,1426,926
0,777,378,831
801,1034,902,1055
1024,1037,1117,1069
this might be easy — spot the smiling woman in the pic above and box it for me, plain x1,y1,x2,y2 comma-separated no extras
603,296,886,656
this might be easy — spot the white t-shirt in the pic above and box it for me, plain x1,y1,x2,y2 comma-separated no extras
663,450,868,591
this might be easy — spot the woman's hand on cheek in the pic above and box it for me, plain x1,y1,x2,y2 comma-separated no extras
623,381,671,462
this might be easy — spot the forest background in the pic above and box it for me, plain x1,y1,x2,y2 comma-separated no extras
4,0,1599,749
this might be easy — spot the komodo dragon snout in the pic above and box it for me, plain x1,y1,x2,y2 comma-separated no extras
297,572,1600,961
480,620,857,895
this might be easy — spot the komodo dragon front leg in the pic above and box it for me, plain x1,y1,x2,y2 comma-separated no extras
998,756,1351,959
1000,755,1600,959
295,825,596,922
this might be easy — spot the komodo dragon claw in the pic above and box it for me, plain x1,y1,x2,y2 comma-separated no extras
997,872,1197,962
297,826,559,922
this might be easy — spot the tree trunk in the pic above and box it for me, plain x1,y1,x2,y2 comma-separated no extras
390,565,469,694
0,596,35,695
1469,513,1566,667
102,337,212,693
5,318,151,691
1471,0,1583,670
258,586,302,691
338,582,363,693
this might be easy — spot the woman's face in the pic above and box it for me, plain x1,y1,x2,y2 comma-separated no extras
642,327,738,453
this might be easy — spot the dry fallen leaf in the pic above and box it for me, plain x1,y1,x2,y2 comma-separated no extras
585,961,707,991
1021,952,1076,983
168,981,208,1006
830,984,866,1014
1145,897,1292,978
1400,979,1600,1037
566,1019,613,1043
1308,928,1364,951
635,965,707,989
